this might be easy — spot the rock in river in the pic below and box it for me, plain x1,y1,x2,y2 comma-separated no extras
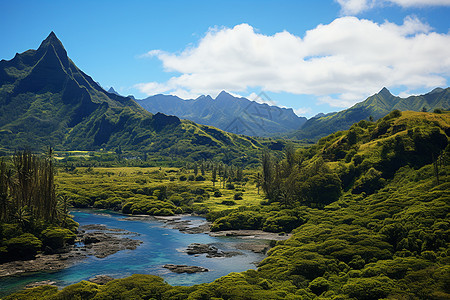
186,243,241,258
163,264,208,273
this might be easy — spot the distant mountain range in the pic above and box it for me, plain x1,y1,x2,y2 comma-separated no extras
137,92,307,137
136,87,449,140
0,32,272,164
291,87,450,141
2,32,448,155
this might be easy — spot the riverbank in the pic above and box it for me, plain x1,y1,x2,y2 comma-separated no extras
128,214,291,253
0,210,284,296
0,224,142,278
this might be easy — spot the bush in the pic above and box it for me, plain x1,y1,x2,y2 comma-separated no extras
91,274,170,299
234,192,243,200
221,200,236,206
309,277,329,295
3,285,58,300
41,227,76,252
226,183,235,190
188,175,195,181
214,191,222,197
195,175,205,181
211,211,265,231
263,213,305,233
342,276,394,300
352,168,385,195
54,280,99,299
6,233,42,259
179,175,187,181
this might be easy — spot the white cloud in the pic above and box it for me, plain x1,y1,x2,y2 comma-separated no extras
247,92,278,105
337,0,450,15
136,18,450,108
294,107,312,117
337,0,375,15
390,0,450,7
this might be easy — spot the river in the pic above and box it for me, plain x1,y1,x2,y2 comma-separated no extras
0,209,267,296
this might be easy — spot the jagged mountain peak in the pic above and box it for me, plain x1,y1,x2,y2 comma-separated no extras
138,91,307,136
378,87,393,97
195,95,214,101
36,31,69,69
38,32,65,51
108,87,119,95
215,90,234,99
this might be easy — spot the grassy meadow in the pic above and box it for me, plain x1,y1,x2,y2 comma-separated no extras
56,165,263,215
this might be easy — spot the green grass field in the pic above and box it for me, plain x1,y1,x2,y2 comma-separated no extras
56,166,263,214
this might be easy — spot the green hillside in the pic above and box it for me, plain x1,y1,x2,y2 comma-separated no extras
292,87,450,141
7,111,449,299
0,33,280,165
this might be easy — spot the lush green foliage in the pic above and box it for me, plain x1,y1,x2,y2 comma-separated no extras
4,111,450,299
0,151,77,261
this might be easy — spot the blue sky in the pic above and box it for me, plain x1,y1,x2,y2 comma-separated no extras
1,0,449,118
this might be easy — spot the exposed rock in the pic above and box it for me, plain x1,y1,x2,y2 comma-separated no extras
0,224,142,278
234,241,270,254
209,230,290,241
153,215,211,234
79,225,142,259
0,251,86,278
88,275,114,285
163,264,208,273
186,243,241,258
25,280,57,289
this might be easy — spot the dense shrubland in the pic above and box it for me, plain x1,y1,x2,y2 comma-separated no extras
4,111,450,299
56,161,252,217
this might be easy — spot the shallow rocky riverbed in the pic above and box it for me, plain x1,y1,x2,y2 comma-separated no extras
0,224,142,278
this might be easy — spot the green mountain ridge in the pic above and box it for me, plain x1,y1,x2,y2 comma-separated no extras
292,87,450,141
0,32,274,165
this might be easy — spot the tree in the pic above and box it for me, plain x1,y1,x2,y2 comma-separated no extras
261,149,274,199
284,143,296,169
194,162,198,176
212,166,217,186
255,172,262,195
0,160,9,221
201,162,205,176
5,150,60,224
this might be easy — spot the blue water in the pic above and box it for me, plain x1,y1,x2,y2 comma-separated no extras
0,209,265,296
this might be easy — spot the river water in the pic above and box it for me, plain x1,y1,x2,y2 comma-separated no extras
0,209,266,296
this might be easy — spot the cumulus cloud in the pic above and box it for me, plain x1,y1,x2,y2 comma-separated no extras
338,0,450,15
136,17,450,108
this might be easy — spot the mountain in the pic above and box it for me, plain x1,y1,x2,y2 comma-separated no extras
292,87,450,141
108,87,120,95
0,32,273,164
137,91,306,137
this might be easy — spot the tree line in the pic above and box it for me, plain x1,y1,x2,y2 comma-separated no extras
187,160,245,188
260,144,342,208
0,150,63,227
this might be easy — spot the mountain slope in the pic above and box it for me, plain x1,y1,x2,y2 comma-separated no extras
0,33,272,165
292,87,450,141
137,91,306,137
